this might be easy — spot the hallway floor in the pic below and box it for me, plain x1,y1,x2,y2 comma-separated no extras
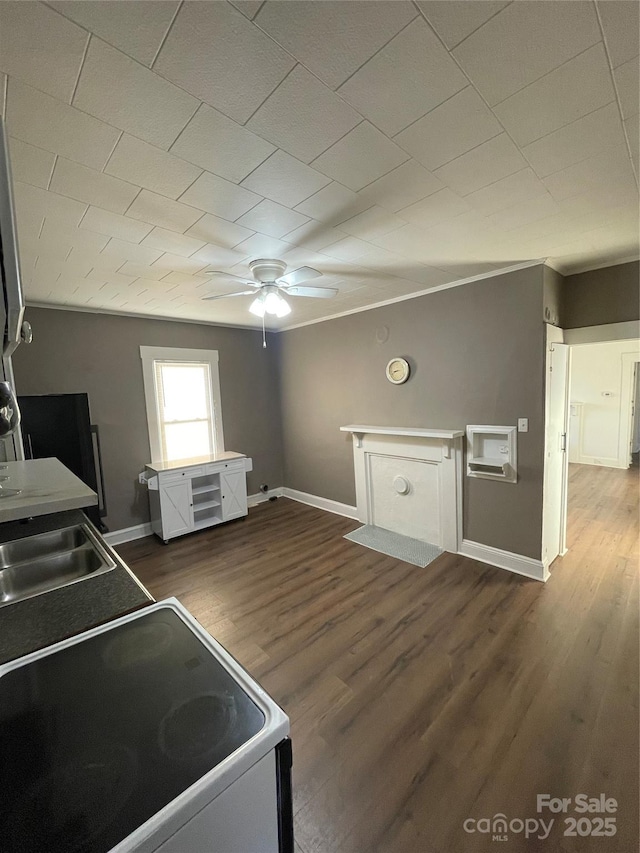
119,463,638,853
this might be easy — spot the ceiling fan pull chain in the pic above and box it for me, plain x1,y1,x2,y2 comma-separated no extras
262,312,266,349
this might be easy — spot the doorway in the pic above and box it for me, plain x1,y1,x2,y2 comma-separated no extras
543,332,640,571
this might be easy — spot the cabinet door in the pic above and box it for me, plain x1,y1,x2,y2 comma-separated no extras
220,469,248,521
159,479,193,538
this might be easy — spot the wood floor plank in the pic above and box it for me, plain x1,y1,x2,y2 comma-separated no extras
119,463,639,853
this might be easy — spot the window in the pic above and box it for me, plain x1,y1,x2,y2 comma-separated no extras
140,347,224,463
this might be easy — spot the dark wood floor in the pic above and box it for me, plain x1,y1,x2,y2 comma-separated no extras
119,463,638,853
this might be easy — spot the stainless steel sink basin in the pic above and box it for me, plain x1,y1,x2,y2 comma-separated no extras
0,524,116,607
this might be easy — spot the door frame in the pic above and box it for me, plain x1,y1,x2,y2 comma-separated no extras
618,352,640,466
542,325,570,572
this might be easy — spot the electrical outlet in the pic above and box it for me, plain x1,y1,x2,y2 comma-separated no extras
518,418,528,433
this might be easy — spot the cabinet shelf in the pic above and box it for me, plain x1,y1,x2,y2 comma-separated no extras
193,498,221,511
192,483,220,495
194,514,222,530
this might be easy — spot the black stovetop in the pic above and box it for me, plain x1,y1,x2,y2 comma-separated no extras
0,607,265,853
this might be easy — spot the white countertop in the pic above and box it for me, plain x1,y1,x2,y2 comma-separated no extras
0,458,98,523
146,451,247,473
340,425,464,439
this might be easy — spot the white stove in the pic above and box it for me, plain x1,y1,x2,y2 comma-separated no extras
0,599,292,852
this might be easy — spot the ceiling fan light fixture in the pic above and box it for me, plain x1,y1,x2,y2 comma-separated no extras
249,295,266,317
274,296,291,318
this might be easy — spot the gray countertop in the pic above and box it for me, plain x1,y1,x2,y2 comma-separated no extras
0,510,154,665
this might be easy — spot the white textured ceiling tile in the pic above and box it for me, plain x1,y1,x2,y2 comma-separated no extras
464,168,549,215
161,270,210,288
184,213,255,249
14,181,87,228
398,188,471,229
523,103,626,178
190,244,249,268
100,238,163,266
154,1,294,123
126,190,203,233
40,219,109,254
116,262,167,281
8,138,55,189
434,134,526,195
338,18,467,136
170,104,275,183
294,182,369,224
247,66,361,164
0,2,88,102
395,87,502,171
312,122,409,192
179,172,262,221
105,135,202,200
417,1,510,50
228,2,265,21
614,57,640,120
50,158,139,215
6,80,120,170
452,1,600,106
624,113,639,175
321,236,374,262
235,199,309,239
50,1,179,67
542,145,635,200
339,206,406,242
79,206,153,242
240,150,331,209
558,178,639,218
73,38,199,149
597,1,640,68
150,253,208,275
255,0,417,89
282,221,346,252
232,233,293,259
488,193,562,232
357,160,444,213
86,268,137,288
494,45,616,147
141,227,205,259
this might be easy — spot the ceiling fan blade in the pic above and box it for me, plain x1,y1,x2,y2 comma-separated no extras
202,290,256,301
283,285,338,299
278,266,322,286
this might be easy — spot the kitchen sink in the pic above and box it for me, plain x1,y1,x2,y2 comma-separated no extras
0,524,116,607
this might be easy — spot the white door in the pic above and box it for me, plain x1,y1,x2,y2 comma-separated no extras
221,470,247,521
542,333,570,569
160,480,193,538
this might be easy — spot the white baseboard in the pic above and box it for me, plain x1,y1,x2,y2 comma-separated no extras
102,488,355,545
104,522,153,547
281,487,359,519
570,455,626,469
247,487,284,507
458,538,548,582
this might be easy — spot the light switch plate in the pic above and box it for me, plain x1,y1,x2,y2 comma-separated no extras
518,418,528,433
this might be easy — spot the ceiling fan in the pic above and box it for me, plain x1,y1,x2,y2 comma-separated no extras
202,258,338,319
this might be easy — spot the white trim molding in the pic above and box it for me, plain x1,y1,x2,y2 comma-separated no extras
458,539,548,582
247,487,284,508
104,522,153,547
280,487,358,519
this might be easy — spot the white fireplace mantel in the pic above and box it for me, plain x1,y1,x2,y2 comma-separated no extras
341,424,464,552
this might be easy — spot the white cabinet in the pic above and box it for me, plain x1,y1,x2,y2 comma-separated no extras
221,468,248,521
146,455,251,543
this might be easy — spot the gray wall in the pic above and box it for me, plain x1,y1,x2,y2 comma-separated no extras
13,308,283,531
561,260,639,328
277,266,547,559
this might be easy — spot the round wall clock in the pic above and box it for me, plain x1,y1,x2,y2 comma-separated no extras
385,357,410,385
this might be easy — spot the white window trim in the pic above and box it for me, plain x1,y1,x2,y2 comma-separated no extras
140,346,225,463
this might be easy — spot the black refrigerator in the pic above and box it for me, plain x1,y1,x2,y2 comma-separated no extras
18,393,107,530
